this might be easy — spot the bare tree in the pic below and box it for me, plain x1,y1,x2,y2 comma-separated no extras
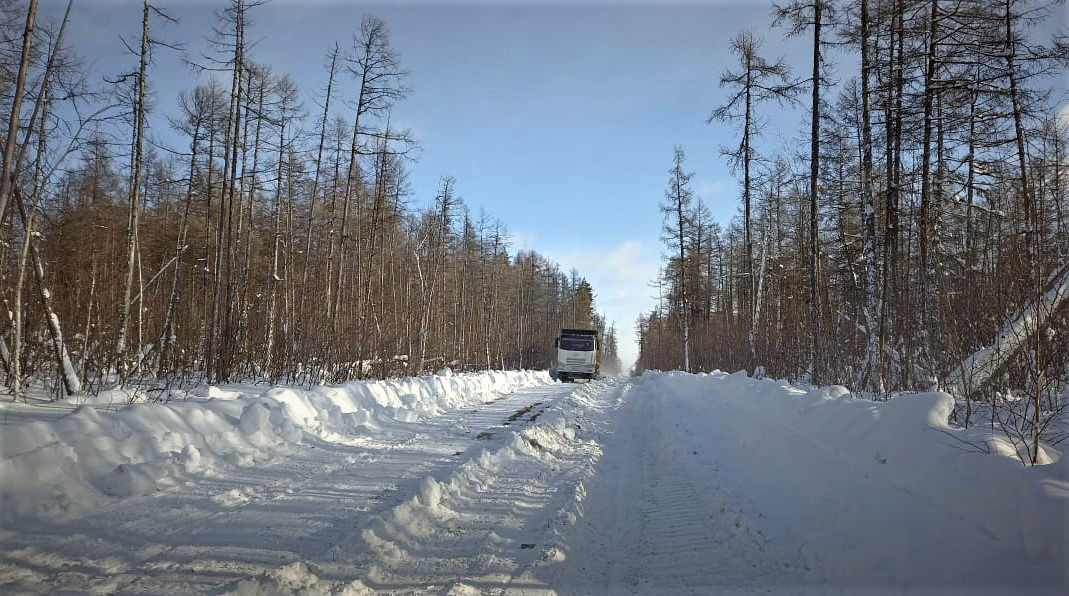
296,43,340,355
265,74,299,377
774,0,830,384
331,15,408,354
709,31,797,371
661,146,694,372
858,0,881,392
114,0,152,382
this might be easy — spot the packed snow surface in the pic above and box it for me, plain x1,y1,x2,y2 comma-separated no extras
1,369,1066,594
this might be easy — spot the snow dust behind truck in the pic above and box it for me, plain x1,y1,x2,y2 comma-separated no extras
555,328,598,382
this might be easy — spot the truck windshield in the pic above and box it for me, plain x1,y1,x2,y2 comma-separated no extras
559,337,594,351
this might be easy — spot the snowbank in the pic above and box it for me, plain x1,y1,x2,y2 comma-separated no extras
0,370,550,523
641,370,1069,589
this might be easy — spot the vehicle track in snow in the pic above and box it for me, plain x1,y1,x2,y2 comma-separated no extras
539,378,800,595
351,379,620,595
0,380,583,594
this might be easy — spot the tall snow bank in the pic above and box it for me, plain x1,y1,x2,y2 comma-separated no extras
0,370,550,523
642,370,1069,588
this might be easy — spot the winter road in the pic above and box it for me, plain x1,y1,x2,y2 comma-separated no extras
2,372,1066,594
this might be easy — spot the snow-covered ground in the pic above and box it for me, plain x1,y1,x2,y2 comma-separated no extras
543,372,1068,595
1,370,1066,594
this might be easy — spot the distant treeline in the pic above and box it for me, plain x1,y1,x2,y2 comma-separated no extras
0,1,621,398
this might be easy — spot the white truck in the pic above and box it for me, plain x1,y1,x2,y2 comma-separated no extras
555,328,598,382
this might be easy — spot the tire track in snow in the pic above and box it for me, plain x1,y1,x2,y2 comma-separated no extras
356,380,620,595
541,379,799,595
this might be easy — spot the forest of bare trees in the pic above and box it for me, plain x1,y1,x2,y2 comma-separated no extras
0,0,621,400
637,0,1069,462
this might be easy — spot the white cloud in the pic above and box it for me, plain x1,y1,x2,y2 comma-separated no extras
507,230,537,252
544,240,661,372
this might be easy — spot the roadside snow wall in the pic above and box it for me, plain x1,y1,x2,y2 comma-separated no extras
644,370,1069,589
0,370,550,523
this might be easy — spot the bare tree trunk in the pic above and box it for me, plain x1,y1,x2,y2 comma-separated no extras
917,0,940,385
323,126,342,351
116,0,151,382
12,206,35,399
361,129,391,356
418,177,453,372
283,152,297,377
265,113,287,376
201,107,218,378
135,229,144,364
211,0,244,381
9,1,69,398
752,208,772,372
298,44,339,356
238,70,263,364
484,228,502,370
0,0,38,227
878,0,901,387
678,196,690,374
332,48,376,355
808,0,823,384
1000,0,1042,464
331,119,360,349
13,185,81,395
743,64,754,365
859,0,881,392
159,116,201,376
222,32,245,379
81,258,96,382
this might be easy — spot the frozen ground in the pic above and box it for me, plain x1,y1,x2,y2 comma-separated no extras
1,370,1066,594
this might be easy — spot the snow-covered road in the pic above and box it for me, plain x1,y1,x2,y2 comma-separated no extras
542,379,800,595
1,377,608,593
2,370,1066,594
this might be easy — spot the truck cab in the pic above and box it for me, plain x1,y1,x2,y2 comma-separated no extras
555,328,598,382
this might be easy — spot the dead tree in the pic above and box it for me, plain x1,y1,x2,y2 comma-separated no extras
661,146,694,372
708,31,796,371
115,0,151,381
331,15,408,359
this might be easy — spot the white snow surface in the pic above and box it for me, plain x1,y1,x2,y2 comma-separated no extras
546,371,1068,595
0,369,549,522
1,369,1066,594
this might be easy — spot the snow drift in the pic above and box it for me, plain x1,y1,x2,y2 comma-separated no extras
0,370,550,523
641,370,1069,590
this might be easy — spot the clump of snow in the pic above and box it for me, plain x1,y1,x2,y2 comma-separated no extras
0,370,550,523
221,561,324,595
100,462,163,498
418,476,444,508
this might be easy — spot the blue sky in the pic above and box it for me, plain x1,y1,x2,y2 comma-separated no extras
44,1,824,368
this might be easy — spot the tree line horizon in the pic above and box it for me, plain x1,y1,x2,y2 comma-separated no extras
0,0,623,400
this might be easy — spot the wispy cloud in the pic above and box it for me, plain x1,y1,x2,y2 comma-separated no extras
506,230,537,252
545,240,661,372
